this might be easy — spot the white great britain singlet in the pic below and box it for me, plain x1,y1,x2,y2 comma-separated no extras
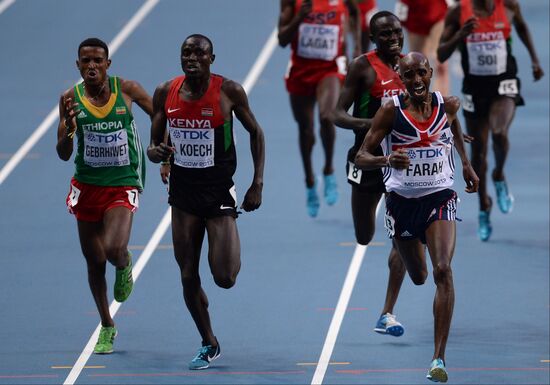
383,92,455,198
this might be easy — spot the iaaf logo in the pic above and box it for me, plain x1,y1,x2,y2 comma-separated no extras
408,148,443,159
86,131,125,143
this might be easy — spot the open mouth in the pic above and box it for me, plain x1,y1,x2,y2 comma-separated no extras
413,84,425,96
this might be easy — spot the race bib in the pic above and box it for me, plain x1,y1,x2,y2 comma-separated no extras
83,128,130,167
466,34,507,76
297,23,339,61
347,161,362,184
399,146,450,189
462,94,475,112
126,189,139,209
384,211,396,237
498,79,518,95
170,127,214,168
68,183,81,207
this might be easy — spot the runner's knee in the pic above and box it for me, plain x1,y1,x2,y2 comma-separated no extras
213,273,236,289
433,262,453,285
355,230,374,245
409,270,428,286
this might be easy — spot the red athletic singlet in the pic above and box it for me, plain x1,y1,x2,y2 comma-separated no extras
165,74,236,185
285,0,347,95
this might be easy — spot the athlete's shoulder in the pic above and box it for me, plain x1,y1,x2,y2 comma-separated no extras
118,77,140,93
221,76,245,96
503,0,519,12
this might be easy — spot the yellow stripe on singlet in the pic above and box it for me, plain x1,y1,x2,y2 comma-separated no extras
76,76,118,119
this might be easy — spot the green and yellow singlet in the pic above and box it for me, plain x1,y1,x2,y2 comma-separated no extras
72,76,145,190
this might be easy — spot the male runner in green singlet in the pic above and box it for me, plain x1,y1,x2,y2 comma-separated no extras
56,37,153,354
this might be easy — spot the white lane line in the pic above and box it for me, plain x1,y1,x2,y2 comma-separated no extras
62,26,279,385
63,208,171,385
0,0,15,15
0,0,160,187
311,199,384,385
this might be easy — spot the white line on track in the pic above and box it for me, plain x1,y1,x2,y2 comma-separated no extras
62,26,279,385
0,0,15,15
311,199,384,385
0,0,160,187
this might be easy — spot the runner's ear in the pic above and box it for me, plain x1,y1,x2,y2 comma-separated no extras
210,54,215,64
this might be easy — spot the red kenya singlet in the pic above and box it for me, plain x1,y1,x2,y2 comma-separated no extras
165,74,236,185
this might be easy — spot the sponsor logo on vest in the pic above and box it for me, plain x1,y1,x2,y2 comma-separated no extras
77,110,87,119
171,130,211,140
168,118,212,129
407,148,443,159
86,131,126,143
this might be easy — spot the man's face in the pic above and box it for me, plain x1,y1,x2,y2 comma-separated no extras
399,56,432,101
77,46,110,86
180,37,213,77
372,16,403,58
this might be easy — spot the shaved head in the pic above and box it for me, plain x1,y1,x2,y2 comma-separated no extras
400,52,430,72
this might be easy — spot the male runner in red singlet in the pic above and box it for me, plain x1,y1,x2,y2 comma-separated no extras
357,0,378,52
437,0,544,241
333,11,406,337
395,0,452,95
147,34,265,370
57,38,153,354
356,52,478,382
278,0,360,217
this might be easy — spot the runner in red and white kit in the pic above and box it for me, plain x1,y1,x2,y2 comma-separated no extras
355,52,478,383
147,34,265,370
437,0,544,241
278,0,360,217
395,0,452,95
357,0,378,52
333,11,406,337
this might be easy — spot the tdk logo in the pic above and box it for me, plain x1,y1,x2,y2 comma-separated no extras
409,148,443,159
172,130,210,140
87,131,125,143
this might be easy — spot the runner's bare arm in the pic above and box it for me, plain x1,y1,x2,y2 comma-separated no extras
56,90,79,161
120,78,154,117
147,82,174,163
224,80,265,212
332,55,375,131
506,0,544,81
444,96,479,193
278,0,312,47
344,0,361,58
437,5,478,63
355,102,406,170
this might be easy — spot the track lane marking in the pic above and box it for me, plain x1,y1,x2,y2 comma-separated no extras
311,200,383,385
